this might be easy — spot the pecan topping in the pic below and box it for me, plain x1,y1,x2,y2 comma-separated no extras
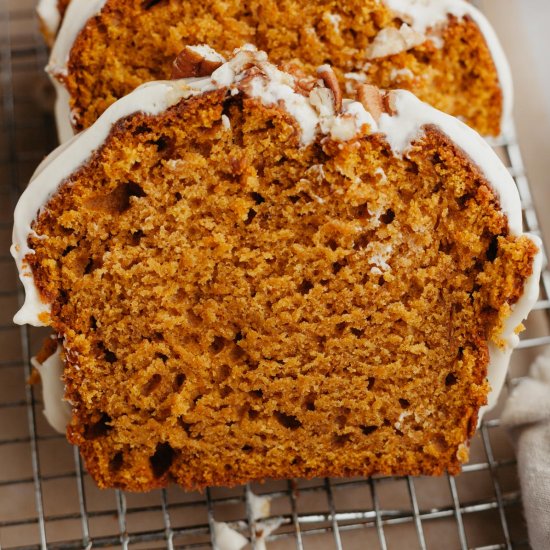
309,88,336,117
383,92,398,116
317,65,342,112
281,62,317,97
356,84,384,123
171,46,224,79
294,75,317,97
234,66,265,91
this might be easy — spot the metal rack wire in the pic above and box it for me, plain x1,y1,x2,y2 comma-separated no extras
1,2,548,549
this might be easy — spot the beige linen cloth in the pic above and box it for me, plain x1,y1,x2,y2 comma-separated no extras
501,352,550,550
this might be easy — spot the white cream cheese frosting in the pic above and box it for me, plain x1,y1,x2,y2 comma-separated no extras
249,492,271,521
30,344,72,434
54,84,76,144
247,491,284,550
47,0,513,141
13,46,542,417
47,0,107,141
37,0,62,40
48,0,107,75
212,522,248,550
367,23,427,59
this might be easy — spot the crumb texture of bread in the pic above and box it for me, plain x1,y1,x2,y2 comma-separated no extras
27,90,535,491
63,0,502,135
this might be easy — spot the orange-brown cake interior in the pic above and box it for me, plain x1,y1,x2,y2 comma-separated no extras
27,90,535,491
62,0,502,135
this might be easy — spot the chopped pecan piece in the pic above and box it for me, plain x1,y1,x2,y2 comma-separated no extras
357,84,384,123
171,45,225,79
317,65,342,112
280,61,317,97
309,88,336,117
294,76,317,97
383,92,398,116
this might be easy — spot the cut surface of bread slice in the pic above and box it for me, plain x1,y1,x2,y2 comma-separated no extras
13,47,539,491
48,0,510,138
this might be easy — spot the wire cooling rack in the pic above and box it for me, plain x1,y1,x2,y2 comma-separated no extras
1,2,549,549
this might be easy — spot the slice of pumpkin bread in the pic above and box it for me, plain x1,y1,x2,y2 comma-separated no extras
49,0,509,136
13,47,540,491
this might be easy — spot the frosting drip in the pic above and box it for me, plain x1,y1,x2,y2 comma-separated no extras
31,345,72,434
384,0,470,34
212,522,248,550
37,0,62,38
